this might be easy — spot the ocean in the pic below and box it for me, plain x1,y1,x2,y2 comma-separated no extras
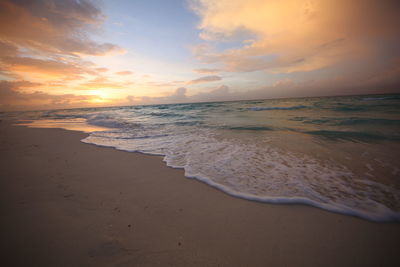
16,94,400,222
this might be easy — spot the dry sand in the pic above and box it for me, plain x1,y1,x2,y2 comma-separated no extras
1,119,399,266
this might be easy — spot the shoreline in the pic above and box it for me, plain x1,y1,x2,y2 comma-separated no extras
21,118,400,223
14,118,400,223
1,119,399,266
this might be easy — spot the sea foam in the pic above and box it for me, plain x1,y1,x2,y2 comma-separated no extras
21,94,400,222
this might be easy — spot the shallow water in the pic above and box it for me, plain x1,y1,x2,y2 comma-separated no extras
16,94,400,221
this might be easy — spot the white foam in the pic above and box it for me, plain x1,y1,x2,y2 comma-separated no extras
82,126,400,222
22,98,400,222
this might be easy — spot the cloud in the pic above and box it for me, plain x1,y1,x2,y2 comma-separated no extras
0,41,19,57
193,74,400,103
140,87,188,104
1,56,89,79
190,0,400,74
146,80,185,88
0,0,127,110
115,71,133,75
135,68,400,105
190,85,232,102
0,0,124,57
125,95,136,104
188,75,222,84
130,85,234,105
170,87,187,101
95,67,109,72
79,76,132,89
0,1,125,79
193,68,220,74
0,80,98,110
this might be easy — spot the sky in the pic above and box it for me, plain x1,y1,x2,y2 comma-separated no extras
0,0,400,110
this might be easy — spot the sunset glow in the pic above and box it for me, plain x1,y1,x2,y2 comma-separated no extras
1,0,399,110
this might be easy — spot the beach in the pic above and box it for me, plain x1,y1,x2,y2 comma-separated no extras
1,119,399,267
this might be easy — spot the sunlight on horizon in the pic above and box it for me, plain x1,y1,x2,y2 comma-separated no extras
1,0,399,111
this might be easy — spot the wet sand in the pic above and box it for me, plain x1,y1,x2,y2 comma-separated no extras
1,119,399,266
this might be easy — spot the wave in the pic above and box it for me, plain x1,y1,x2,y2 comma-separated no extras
249,105,307,111
20,94,400,222
91,132,169,140
86,114,139,129
174,121,203,126
154,105,170,110
332,105,366,112
293,117,400,127
305,130,397,142
243,100,265,104
363,95,400,101
178,173,400,222
228,126,274,131
335,118,400,126
148,112,184,117
38,112,85,120
82,129,400,222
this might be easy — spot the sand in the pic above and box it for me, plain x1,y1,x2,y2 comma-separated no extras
1,118,399,266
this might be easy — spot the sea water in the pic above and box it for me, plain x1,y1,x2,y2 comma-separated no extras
18,94,400,221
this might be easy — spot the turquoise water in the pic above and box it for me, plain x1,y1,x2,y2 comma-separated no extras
19,94,400,221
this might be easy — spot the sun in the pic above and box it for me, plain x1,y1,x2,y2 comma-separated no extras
87,89,111,99
84,90,114,105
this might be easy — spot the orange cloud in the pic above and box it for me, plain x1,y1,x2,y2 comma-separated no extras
78,76,132,90
115,71,133,75
190,0,400,73
0,80,102,110
1,56,87,80
95,67,109,72
146,80,185,88
193,68,220,74
0,0,127,110
0,0,124,57
0,41,18,57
